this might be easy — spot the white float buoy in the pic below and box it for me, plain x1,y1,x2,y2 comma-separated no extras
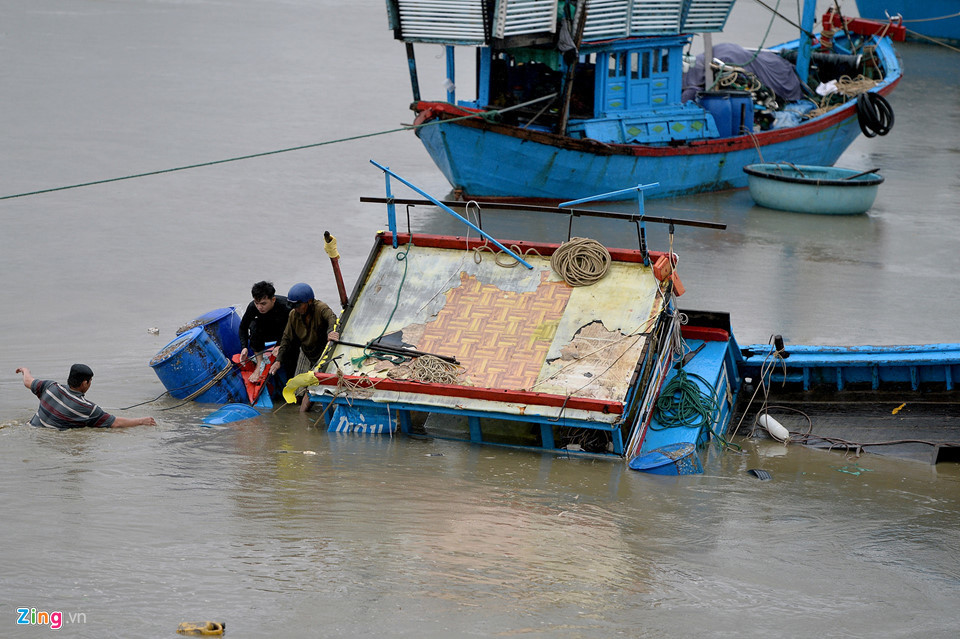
758,413,790,443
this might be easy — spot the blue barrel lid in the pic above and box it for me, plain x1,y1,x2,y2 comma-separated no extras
149,326,203,367
176,307,237,335
203,403,260,425
628,442,696,471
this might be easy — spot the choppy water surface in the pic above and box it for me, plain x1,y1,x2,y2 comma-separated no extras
2,1,959,637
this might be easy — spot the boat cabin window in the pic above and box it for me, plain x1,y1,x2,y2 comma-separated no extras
598,44,680,114
486,49,595,125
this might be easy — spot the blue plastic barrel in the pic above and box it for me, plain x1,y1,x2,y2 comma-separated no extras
149,327,246,404
728,91,754,136
176,307,242,358
698,91,752,138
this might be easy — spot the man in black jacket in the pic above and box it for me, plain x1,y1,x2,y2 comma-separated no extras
237,281,296,384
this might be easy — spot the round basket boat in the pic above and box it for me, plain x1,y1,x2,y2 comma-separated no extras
743,163,883,215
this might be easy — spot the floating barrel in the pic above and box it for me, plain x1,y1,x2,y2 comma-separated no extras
628,442,703,475
176,307,242,358
150,327,246,404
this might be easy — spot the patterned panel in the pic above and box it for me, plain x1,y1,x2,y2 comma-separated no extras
416,272,573,390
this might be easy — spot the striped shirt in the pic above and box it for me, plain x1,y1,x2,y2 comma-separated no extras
29,379,116,430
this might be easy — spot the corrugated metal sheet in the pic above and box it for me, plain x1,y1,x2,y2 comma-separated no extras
583,0,683,40
395,0,487,44
494,0,558,38
391,0,733,44
681,0,736,32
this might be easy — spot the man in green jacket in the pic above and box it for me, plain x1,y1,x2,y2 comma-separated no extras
270,283,339,410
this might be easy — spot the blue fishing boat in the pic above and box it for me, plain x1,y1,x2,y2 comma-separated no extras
384,1,904,201
743,162,883,214
736,338,960,464
855,1,960,44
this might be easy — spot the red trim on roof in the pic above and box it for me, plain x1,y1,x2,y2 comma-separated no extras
312,372,624,415
379,232,671,265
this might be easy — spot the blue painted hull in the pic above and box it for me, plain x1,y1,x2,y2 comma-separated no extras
739,343,960,392
414,38,900,202
855,0,960,43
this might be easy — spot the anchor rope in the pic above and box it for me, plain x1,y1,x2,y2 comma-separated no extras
0,94,557,202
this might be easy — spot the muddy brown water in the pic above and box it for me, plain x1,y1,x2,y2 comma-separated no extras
2,2,959,637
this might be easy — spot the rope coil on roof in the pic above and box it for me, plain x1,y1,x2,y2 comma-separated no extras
550,238,611,287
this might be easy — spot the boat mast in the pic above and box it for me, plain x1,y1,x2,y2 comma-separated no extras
794,0,818,81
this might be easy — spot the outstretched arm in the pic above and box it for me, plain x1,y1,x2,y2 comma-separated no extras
15,367,34,389
111,416,157,428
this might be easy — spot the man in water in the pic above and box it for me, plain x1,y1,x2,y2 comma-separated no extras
270,283,339,411
16,364,156,429
237,280,295,385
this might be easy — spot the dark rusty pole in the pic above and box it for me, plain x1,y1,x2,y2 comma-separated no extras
324,231,348,309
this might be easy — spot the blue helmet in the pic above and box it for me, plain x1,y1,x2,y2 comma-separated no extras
287,283,315,304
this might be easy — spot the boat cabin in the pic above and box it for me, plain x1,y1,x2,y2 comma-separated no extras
386,0,736,143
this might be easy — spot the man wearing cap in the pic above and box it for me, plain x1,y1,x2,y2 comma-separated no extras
16,364,156,429
271,283,339,373
269,283,339,410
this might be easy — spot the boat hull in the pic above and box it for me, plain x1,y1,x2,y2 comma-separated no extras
413,38,900,202
855,1,960,43
743,163,883,215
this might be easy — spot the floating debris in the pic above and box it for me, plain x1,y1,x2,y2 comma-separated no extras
836,464,873,476
747,468,773,481
147,327,160,335
176,621,224,636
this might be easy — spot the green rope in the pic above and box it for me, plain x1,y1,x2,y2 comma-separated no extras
652,368,741,451
350,242,412,368
0,94,556,202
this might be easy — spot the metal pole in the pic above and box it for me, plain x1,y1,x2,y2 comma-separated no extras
324,231,348,309
560,183,659,266
383,167,398,249
370,160,534,269
405,42,421,102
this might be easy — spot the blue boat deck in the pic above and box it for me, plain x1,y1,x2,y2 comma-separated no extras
739,343,960,391
640,338,737,455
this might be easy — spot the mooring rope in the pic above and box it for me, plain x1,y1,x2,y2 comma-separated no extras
473,240,542,268
550,237,611,287
0,94,557,201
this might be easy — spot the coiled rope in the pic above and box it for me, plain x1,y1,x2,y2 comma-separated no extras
387,355,466,385
550,237,611,287
653,368,741,451
652,369,718,430
473,241,543,268
856,91,894,137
